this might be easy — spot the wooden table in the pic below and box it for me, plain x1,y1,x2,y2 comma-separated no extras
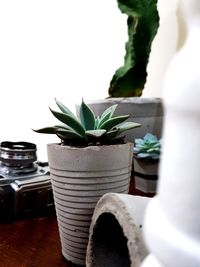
0,214,83,267
0,175,153,267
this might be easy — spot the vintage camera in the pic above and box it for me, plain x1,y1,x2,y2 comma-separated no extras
0,141,54,222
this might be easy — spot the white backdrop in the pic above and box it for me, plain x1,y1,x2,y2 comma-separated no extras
0,0,179,161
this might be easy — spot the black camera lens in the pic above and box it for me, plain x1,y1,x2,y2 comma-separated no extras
0,142,37,167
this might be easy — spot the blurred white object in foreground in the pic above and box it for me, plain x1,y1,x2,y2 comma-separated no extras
141,0,200,266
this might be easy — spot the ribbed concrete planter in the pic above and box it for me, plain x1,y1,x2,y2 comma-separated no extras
82,98,163,141
86,193,150,267
133,157,159,194
47,143,133,266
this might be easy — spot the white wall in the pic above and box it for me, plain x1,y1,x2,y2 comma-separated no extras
0,0,127,160
0,0,180,161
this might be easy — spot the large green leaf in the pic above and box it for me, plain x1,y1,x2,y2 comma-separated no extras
55,99,77,119
116,121,141,134
98,104,118,128
33,127,57,134
55,124,73,131
50,108,86,137
109,0,159,97
56,129,86,140
99,115,129,131
79,100,96,130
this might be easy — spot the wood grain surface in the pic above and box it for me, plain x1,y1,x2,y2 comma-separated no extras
0,175,150,267
0,215,84,267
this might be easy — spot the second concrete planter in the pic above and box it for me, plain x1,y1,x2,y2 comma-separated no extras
133,157,159,195
47,143,133,266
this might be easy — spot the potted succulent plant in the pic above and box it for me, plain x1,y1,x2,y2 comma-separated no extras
33,99,140,266
86,0,163,141
132,133,162,195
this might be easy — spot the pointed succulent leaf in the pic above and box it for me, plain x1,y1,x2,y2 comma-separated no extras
33,127,57,134
55,124,85,137
152,143,161,148
55,99,77,119
56,129,86,140
56,133,83,142
135,138,144,145
147,147,160,153
99,115,130,131
101,104,118,118
115,121,141,134
144,133,158,142
104,128,120,139
134,144,145,149
55,124,73,131
98,104,118,128
79,100,96,130
86,129,106,138
50,108,86,137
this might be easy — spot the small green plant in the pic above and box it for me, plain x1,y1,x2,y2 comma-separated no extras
133,133,161,160
109,0,160,97
33,99,140,146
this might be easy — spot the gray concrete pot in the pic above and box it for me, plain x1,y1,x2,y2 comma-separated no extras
47,143,133,266
86,193,150,267
133,157,159,194
81,97,163,142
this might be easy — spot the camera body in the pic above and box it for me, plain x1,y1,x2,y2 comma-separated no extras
0,142,54,222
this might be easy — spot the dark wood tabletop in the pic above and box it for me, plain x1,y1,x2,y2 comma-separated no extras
0,214,83,267
0,175,153,267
